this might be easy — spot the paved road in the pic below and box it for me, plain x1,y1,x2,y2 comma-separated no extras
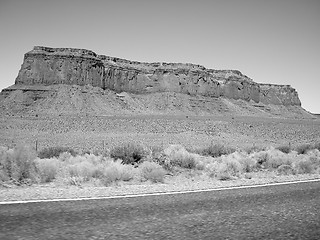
1,181,320,239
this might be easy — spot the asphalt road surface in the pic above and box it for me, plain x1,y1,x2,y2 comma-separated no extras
1,181,320,240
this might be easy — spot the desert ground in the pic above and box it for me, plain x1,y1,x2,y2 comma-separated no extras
0,112,320,202
1,113,319,153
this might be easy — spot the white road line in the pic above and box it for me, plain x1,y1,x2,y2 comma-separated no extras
1,178,320,205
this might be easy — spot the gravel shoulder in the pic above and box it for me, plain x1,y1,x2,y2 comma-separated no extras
1,173,319,203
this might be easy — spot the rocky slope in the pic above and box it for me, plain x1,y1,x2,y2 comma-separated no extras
1,46,311,117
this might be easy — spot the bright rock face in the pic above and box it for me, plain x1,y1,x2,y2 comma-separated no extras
259,84,301,106
14,46,301,106
15,46,104,87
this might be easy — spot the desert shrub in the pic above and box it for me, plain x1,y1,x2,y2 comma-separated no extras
249,150,268,166
223,157,243,177
263,148,293,169
90,163,105,179
151,153,173,171
149,145,164,157
276,145,291,154
206,155,242,180
58,152,73,162
205,161,220,178
238,156,257,172
307,149,320,169
244,145,265,154
114,162,135,181
0,147,10,182
81,153,105,165
0,145,38,184
67,154,113,180
39,146,77,159
110,143,148,165
313,142,320,151
249,148,293,170
216,151,255,173
67,176,85,186
101,160,135,185
101,166,122,185
216,165,233,180
35,158,60,182
277,164,295,175
293,157,314,174
174,153,196,169
193,155,207,170
67,161,96,181
139,161,166,183
0,146,8,160
83,149,110,158
0,147,8,182
198,143,235,158
295,143,312,155
0,169,9,182
163,145,197,169
57,154,135,186
215,161,239,180
60,155,98,181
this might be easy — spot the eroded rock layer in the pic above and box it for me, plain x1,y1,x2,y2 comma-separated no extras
15,46,300,106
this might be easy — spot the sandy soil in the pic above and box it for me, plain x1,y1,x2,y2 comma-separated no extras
1,172,319,202
1,114,319,153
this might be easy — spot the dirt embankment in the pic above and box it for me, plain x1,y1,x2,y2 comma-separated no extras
0,84,314,119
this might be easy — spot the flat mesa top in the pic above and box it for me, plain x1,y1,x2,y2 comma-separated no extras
27,46,251,79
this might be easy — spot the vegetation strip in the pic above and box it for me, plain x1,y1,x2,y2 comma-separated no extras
1,141,320,204
1,178,319,205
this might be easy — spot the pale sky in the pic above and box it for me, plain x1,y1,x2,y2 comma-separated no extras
0,0,319,113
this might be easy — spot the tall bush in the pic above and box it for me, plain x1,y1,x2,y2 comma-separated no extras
293,157,314,174
110,143,148,165
295,144,312,155
163,145,197,169
276,145,291,154
197,143,235,158
0,145,37,184
39,146,77,159
35,158,60,182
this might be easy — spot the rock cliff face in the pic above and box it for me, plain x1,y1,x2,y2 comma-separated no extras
259,84,301,106
15,46,104,87
14,46,300,106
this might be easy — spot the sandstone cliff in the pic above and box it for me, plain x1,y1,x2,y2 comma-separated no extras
13,46,301,106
